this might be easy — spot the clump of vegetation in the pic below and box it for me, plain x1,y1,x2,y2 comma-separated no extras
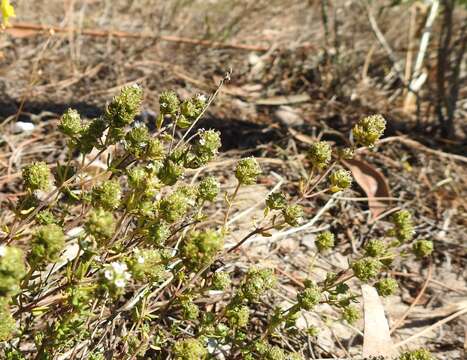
0,85,435,358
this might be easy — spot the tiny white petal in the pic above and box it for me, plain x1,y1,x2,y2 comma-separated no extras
115,279,125,288
0,245,7,257
104,270,114,280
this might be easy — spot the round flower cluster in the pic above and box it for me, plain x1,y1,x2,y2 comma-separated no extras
364,239,386,257
22,161,52,191
352,114,386,148
105,84,143,127
91,180,122,211
308,141,332,169
351,257,382,282
58,108,82,137
235,157,262,185
282,204,304,226
265,192,287,210
329,169,352,192
342,304,360,324
399,349,434,360
197,176,220,202
211,271,231,290
101,262,131,293
0,245,26,297
172,338,207,360
85,208,116,244
237,268,276,302
226,305,250,327
412,240,433,258
297,281,321,310
128,248,167,282
30,224,65,265
375,278,398,297
181,230,224,270
390,210,414,242
315,230,335,252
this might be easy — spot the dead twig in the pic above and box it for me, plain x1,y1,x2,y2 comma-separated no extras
390,263,433,334
8,22,271,52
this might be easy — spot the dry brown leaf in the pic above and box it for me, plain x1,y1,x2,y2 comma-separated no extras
342,158,391,219
362,284,398,358
288,128,315,145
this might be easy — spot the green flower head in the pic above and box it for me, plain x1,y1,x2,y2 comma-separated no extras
297,281,321,310
91,180,122,210
235,157,262,185
147,221,171,245
282,204,304,227
398,349,434,360
351,257,382,282
375,278,398,297
158,159,184,186
308,141,332,169
30,224,65,265
0,298,16,341
172,338,207,360
85,208,116,243
181,230,224,270
197,176,220,202
226,305,249,328
180,296,199,320
105,84,143,127
342,305,360,324
59,109,82,137
364,239,386,257
189,129,222,168
158,191,189,223
212,271,231,290
100,261,131,294
352,114,386,148
159,90,180,116
390,210,414,242
265,192,287,210
179,94,205,124
315,231,335,252
238,268,276,302
329,169,352,192
0,245,26,297
129,248,166,282
412,240,433,258
22,161,52,191
146,138,165,160
124,125,150,158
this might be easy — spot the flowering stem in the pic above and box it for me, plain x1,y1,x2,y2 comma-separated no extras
223,181,241,228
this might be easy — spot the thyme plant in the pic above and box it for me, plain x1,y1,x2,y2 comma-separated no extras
0,85,434,359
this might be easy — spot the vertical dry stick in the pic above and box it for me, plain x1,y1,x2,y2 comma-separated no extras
403,4,417,97
404,0,440,110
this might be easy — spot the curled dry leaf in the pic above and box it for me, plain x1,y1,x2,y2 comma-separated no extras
341,158,391,220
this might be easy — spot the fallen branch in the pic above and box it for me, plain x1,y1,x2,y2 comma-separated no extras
7,22,271,52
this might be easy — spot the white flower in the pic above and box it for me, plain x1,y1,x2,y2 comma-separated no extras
104,270,114,280
197,94,207,103
0,245,6,257
115,279,126,288
137,256,145,264
111,262,127,274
